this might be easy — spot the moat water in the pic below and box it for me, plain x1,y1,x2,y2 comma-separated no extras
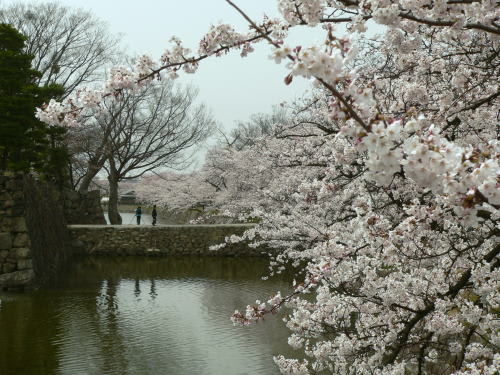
0,257,296,375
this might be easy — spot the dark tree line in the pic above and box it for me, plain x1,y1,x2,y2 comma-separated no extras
0,23,65,183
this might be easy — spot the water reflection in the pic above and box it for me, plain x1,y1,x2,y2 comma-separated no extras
0,257,296,375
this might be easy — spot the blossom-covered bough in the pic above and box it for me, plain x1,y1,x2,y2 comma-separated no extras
38,1,499,374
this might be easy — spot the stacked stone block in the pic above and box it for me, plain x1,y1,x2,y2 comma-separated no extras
0,174,34,289
69,224,271,257
61,189,106,225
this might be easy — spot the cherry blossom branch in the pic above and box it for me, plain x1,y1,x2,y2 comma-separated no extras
226,0,371,132
318,14,500,35
332,0,500,35
384,243,499,365
399,13,500,35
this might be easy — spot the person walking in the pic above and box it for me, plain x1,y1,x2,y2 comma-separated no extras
135,206,142,225
152,205,157,226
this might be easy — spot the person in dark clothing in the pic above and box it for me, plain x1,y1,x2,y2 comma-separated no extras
135,206,142,225
152,205,157,226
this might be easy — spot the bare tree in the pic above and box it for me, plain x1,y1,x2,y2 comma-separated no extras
92,81,214,224
68,98,131,192
221,106,291,151
0,1,119,98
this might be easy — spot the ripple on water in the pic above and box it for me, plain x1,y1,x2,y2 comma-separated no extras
0,258,295,375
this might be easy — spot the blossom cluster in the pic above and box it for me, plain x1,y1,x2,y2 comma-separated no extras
199,23,254,57
277,0,326,26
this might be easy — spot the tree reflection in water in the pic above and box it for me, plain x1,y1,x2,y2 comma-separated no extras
0,256,298,375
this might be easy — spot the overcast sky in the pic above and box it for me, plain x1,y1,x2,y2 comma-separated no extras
4,0,330,132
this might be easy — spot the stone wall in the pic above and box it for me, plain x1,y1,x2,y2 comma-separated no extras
0,174,34,289
23,175,73,286
69,224,269,257
157,207,238,225
0,173,75,290
62,189,106,225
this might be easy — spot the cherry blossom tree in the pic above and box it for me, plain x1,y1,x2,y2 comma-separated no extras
135,111,285,217
36,1,499,374
136,171,216,210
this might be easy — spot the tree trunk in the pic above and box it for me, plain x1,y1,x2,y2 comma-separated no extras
78,168,98,192
78,157,105,192
107,164,122,225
